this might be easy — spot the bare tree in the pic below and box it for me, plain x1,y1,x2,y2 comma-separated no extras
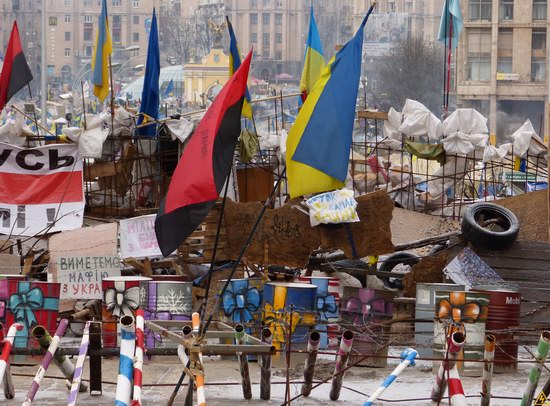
159,12,195,63
372,36,445,115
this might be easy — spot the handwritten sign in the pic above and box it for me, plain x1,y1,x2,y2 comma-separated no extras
305,189,360,227
119,214,163,259
57,255,121,299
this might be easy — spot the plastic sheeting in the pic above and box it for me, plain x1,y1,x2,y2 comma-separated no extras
78,114,109,158
441,131,488,155
482,143,512,163
165,117,195,143
0,111,34,146
398,99,443,140
383,107,402,141
509,119,546,157
427,156,468,198
440,109,489,155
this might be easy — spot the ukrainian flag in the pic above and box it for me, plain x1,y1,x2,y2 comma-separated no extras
286,6,374,198
91,0,113,102
300,6,325,103
226,16,253,119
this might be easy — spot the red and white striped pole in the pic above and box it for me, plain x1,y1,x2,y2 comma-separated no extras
431,329,465,402
132,309,145,406
192,312,206,406
0,323,22,387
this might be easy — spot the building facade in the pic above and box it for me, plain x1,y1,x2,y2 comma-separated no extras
456,0,550,141
0,0,155,94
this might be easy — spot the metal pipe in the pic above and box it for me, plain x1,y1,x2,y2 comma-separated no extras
431,330,465,402
116,315,135,406
23,319,69,405
67,321,91,406
329,330,354,401
234,324,252,399
481,334,496,406
363,347,418,406
32,322,87,392
259,328,272,400
132,309,145,406
192,312,206,406
301,331,321,397
521,331,550,406
448,364,467,406
2,361,14,399
182,325,194,406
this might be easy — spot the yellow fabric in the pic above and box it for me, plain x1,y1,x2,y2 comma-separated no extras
300,49,325,98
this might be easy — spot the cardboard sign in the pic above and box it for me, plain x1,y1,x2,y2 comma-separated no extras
57,255,121,299
0,143,84,236
119,214,162,259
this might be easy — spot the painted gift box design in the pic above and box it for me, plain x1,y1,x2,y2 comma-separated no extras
102,276,151,348
218,278,264,326
297,276,339,349
139,281,192,349
7,280,60,349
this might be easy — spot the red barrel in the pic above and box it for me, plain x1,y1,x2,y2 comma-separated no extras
474,287,521,372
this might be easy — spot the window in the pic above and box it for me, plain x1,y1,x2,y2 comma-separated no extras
263,50,270,59
133,0,139,6
263,33,270,46
467,29,491,81
532,29,546,50
498,28,513,50
469,0,491,21
64,48,70,57
533,0,547,20
263,13,270,25
84,27,93,41
12,0,19,11
388,2,395,12
84,0,92,5
112,0,121,6
275,33,282,43
64,0,70,5
532,57,545,81
133,16,139,24
275,50,282,60
84,15,93,23
250,0,257,7
405,2,412,12
65,15,71,23
133,32,139,42
499,0,513,20
250,13,258,25
497,57,512,73
275,13,282,25
251,33,257,43
65,31,70,41
263,0,269,6
84,46,93,57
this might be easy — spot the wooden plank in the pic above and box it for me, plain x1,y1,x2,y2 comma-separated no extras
357,110,389,120
84,162,117,181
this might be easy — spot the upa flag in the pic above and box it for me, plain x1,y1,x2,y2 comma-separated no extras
137,8,160,137
0,21,33,111
286,6,374,198
155,51,252,257
300,6,325,103
92,0,113,102
438,0,463,49
226,16,253,119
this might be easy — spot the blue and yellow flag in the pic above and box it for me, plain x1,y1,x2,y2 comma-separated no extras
300,6,325,103
91,0,113,102
286,6,375,198
164,78,174,97
226,16,252,119
137,8,160,137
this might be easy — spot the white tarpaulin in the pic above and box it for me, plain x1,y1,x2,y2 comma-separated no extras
440,109,489,155
383,107,402,141
510,119,546,157
0,111,34,146
427,156,468,197
78,114,109,158
483,143,512,163
165,117,195,143
0,143,84,236
441,131,488,155
398,99,442,140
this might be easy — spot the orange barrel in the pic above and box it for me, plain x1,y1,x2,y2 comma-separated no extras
473,285,521,372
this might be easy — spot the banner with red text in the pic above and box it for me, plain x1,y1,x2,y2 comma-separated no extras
0,142,84,236
119,214,163,259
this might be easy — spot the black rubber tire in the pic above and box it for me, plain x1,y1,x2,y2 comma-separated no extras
379,252,420,290
461,203,519,251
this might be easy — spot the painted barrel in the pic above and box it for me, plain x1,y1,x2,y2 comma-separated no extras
218,278,264,328
297,276,339,349
340,287,396,367
434,291,489,376
415,283,465,358
262,282,317,364
102,276,151,348
139,281,193,349
473,286,521,372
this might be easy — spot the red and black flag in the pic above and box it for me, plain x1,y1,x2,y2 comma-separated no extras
155,51,252,257
0,21,33,111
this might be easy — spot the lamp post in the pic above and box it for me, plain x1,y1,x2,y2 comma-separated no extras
71,60,92,91
113,54,145,84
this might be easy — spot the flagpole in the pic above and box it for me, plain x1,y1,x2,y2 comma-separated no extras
445,12,453,116
40,0,47,133
26,85,40,136
442,0,448,116
108,55,115,126
80,81,87,130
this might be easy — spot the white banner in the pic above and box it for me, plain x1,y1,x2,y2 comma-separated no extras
0,143,84,236
57,255,122,299
305,189,360,227
119,214,163,259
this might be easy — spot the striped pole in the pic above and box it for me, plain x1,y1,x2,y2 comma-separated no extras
234,324,252,399
521,331,550,406
23,319,69,405
67,321,91,406
301,331,321,397
33,322,87,392
0,322,5,343
363,347,418,406
0,323,22,385
192,312,206,406
535,375,550,406
431,330,465,402
260,327,273,401
131,309,145,406
481,334,496,406
448,364,467,406
329,330,354,401
0,322,13,400
181,325,194,406
116,315,136,406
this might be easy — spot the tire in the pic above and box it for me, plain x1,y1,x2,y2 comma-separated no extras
461,203,519,251
378,252,420,290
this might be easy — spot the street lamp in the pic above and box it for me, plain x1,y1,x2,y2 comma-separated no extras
72,59,92,91
113,54,145,83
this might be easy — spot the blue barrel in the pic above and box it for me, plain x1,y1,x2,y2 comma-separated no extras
218,278,264,327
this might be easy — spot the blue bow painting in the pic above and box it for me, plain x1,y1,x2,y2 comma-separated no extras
317,294,338,321
221,279,261,324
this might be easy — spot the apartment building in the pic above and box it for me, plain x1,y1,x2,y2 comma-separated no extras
456,0,550,140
